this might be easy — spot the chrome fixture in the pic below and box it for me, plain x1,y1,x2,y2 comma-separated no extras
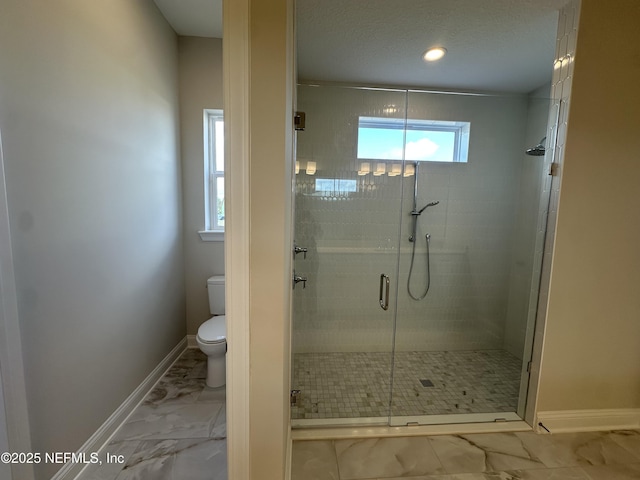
526,137,546,156
293,271,307,289
293,244,308,259
409,162,439,242
410,201,440,218
379,274,390,311
407,162,438,301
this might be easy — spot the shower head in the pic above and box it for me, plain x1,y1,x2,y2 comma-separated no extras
526,137,546,156
414,201,440,215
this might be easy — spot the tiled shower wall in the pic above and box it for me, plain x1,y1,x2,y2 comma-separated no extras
525,0,581,421
293,85,551,356
503,84,552,359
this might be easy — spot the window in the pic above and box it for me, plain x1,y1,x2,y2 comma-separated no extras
357,116,470,163
315,178,357,194
200,109,224,241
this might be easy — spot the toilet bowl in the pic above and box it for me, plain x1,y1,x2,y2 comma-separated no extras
197,275,227,388
196,315,226,388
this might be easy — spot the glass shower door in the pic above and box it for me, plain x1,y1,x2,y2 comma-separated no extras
389,90,554,426
290,85,407,425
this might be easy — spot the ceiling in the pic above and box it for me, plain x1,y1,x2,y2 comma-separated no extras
153,0,222,38
153,0,569,94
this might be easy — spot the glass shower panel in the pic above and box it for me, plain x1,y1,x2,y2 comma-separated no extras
291,85,406,424
390,90,554,425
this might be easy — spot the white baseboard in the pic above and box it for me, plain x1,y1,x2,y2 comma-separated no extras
51,337,187,480
187,334,198,348
535,409,640,434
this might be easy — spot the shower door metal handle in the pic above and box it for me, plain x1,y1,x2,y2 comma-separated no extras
379,274,390,311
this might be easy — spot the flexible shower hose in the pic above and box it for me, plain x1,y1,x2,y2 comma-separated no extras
407,233,431,301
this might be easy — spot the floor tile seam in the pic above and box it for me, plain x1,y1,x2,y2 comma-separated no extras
328,439,344,480
421,435,465,476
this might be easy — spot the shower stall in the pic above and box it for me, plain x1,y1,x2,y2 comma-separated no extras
291,84,555,427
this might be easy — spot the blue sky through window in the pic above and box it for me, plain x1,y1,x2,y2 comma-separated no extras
357,117,469,163
315,178,357,193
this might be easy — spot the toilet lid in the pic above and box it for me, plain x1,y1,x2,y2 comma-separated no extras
198,316,226,343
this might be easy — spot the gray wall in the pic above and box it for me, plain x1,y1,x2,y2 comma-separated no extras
0,367,9,479
0,1,184,478
178,37,225,335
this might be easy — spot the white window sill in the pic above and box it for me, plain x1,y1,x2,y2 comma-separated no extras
198,230,225,242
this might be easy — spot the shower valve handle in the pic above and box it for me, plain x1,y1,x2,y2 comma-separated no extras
293,271,307,289
294,245,308,259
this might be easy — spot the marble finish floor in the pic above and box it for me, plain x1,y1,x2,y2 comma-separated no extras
76,348,227,480
292,350,521,420
73,347,640,480
292,429,640,480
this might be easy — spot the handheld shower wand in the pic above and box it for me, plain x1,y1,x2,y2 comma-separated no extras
411,201,440,217
408,201,439,242
407,162,439,301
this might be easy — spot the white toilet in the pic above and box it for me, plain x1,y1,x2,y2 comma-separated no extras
196,275,227,388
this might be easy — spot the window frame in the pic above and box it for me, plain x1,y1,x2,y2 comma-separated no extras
199,109,225,242
357,116,470,163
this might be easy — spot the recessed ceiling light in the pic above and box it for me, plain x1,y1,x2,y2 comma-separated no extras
423,47,447,62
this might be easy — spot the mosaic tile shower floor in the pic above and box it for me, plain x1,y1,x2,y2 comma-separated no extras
291,350,522,420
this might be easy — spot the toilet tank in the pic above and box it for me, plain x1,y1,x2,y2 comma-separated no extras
207,275,225,315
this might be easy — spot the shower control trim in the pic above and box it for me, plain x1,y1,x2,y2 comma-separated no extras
293,271,307,289
379,274,390,310
293,244,308,259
